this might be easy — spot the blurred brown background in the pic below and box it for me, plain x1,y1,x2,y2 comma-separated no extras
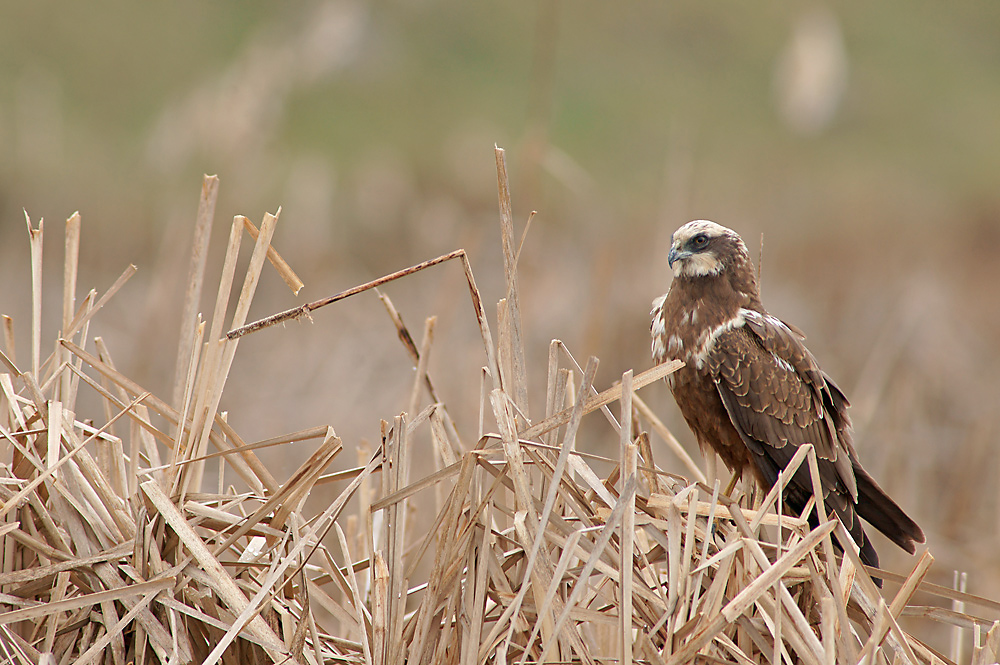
2,0,999,639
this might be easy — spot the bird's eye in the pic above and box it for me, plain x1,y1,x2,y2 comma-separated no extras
691,234,709,249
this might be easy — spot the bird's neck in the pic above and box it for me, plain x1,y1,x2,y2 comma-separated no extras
670,269,763,323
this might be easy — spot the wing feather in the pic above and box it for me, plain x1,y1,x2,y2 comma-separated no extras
709,314,858,501
706,313,924,569
708,329,878,565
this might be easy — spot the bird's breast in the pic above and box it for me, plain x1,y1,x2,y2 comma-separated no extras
653,292,748,373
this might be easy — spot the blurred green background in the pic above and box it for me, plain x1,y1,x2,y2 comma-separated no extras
5,2,999,254
2,0,1000,644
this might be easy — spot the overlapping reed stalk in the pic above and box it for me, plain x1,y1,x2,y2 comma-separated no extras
1,155,998,665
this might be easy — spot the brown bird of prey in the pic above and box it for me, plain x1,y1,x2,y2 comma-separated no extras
650,220,924,568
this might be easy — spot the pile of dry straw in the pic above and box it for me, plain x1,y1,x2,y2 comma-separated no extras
1,150,999,664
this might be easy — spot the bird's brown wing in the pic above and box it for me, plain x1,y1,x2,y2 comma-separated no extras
705,312,877,565
707,312,857,494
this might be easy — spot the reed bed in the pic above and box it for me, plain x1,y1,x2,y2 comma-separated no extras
1,152,999,665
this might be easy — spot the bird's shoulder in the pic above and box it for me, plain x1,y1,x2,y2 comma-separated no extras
707,308,858,492
717,309,828,394
706,312,822,424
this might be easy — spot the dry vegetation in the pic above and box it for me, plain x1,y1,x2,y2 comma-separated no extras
2,151,1000,664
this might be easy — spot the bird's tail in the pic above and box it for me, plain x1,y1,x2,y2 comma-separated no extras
823,490,881,571
852,463,925,555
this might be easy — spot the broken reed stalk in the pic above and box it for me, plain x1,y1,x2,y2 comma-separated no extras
227,248,466,339
171,174,218,410
2,159,1000,665
495,146,529,420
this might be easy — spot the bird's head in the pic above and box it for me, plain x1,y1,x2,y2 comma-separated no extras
667,220,750,279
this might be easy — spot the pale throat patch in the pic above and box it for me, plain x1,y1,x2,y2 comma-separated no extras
673,251,723,278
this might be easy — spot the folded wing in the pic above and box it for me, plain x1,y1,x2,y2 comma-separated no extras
706,311,923,567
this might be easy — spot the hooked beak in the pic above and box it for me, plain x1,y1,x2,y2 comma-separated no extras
667,247,688,268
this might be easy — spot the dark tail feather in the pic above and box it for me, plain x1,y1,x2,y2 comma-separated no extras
824,493,881,573
852,463,925,554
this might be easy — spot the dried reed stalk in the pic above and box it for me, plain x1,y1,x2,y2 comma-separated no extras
1,160,998,665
